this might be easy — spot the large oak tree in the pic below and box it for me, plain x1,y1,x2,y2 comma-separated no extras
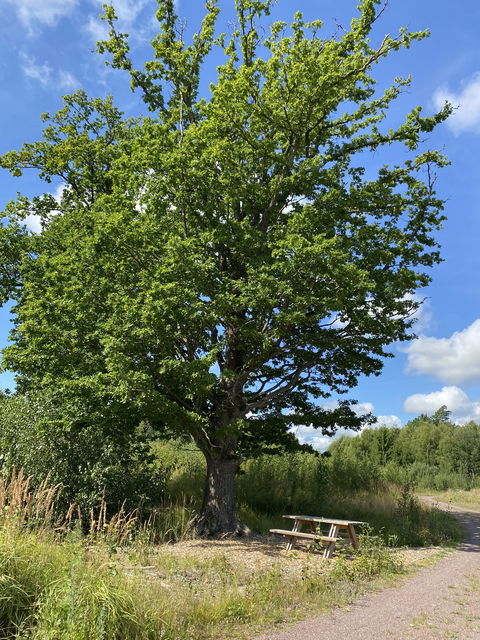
0,0,450,535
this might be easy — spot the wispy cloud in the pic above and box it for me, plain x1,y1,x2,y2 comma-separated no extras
86,0,150,42
433,72,480,135
406,319,480,385
58,70,79,91
20,53,52,87
7,0,77,31
85,15,110,43
20,53,80,91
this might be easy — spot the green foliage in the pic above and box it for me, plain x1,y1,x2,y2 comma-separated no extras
0,528,150,640
150,439,206,503
0,393,166,516
328,434,382,491
331,527,402,581
141,498,197,544
0,487,408,640
237,452,330,514
0,1,451,532
0,463,462,638
328,414,480,492
148,440,462,547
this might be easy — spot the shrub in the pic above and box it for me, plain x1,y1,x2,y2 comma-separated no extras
0,394,167,518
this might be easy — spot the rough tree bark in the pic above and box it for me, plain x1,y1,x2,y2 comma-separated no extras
193,452,250,537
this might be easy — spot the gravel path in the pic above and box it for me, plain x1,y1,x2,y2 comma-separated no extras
256,501,480,640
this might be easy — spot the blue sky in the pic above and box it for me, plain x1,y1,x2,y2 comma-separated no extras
1,0,480,449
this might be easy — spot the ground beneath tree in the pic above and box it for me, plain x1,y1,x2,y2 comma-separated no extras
134,533,439,581
256,500,480,640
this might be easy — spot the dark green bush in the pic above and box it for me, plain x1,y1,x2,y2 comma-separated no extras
0,393,166,517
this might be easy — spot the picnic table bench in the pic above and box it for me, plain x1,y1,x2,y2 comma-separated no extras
270,515,366,559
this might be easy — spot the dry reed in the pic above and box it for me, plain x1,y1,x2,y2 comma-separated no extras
0,470,139,545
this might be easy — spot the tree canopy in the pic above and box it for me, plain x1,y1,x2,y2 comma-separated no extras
0,0,450,534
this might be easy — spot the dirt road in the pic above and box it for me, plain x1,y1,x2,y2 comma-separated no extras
257,501,480,640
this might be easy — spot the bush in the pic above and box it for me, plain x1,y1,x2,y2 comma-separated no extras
331,528,402,581
0,394,167,518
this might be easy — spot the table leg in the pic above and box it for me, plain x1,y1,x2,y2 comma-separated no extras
347,523,359,550
286,519,302,552
323,524,338,559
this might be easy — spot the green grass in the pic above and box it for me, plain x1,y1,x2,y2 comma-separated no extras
0,468,464,639
0,471,411,640
422,488,480,512
155,446,462,548
0,524,405,640
320,486,463,547
241,486,463,548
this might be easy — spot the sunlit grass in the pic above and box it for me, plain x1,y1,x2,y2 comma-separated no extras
0,472,409,640
0,525,405,640
423,488,480,512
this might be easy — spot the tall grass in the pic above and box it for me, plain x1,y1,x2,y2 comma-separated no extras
0,473,406,640
0,470,62,532
320,485,462,546
139,496,197,544
237,452,330,515
0,529,403,640
150,443,463,548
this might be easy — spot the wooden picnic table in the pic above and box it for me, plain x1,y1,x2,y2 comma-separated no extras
270,514,366,559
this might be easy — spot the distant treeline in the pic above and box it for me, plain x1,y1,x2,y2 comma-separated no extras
328,406,480,491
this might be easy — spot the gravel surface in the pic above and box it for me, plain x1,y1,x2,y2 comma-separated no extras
256,500,480,640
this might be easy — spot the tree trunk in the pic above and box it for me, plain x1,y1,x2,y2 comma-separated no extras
193,455,250,537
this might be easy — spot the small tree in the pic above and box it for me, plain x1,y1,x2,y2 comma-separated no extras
0,0,450,535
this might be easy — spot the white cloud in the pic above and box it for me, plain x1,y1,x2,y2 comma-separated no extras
7,0,77,29
20,53,79,91
87,0,149,42
23,213,43,234
294,426,332,452
58,70,79,91
292,401,401,452
433,73,480,135
406,319,480,385
108,0,148,25
404,386,468,414
404,385,480,425
353,401,374,416
375,415,402,429
86,15,110,42
407,293,432,333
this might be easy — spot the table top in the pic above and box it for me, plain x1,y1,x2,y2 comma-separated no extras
283,515,366,526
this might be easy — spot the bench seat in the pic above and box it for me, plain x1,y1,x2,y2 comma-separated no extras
269,529,337,543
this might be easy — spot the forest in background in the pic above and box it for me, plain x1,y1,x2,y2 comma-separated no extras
328,406,480,492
